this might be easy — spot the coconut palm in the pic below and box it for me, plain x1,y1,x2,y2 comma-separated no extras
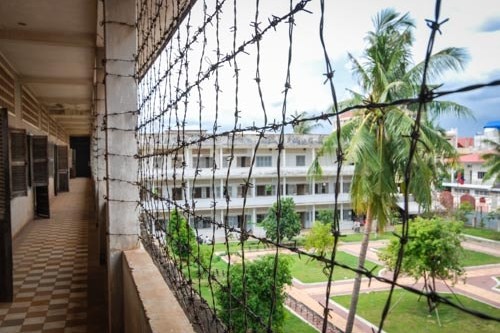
309,9,469,333
481,139,500,184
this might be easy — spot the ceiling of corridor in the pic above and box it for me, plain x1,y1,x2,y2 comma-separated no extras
0,0,100,136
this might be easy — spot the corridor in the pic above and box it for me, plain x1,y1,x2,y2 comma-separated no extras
0,179,106,333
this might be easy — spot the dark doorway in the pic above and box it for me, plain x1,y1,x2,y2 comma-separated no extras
70,136,91,177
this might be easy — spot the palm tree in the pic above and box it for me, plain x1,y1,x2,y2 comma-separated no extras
310,9,469,333
481,139,500,184
287,110,322,134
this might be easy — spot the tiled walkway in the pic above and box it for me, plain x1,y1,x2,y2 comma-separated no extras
0,179,106,333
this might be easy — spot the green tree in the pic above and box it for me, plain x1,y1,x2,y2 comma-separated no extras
454,201,474,223
380,217,464,286
287,110,322,134
167,209,195,259
262,197,301,243
304,221,334,255
481,138,500,184
216,255,292,333
309,9,469,332
316,209,334,224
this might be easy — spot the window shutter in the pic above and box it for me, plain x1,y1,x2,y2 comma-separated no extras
9,129,27,197
57,145,69,192
0,108,13,302
32,136,48,186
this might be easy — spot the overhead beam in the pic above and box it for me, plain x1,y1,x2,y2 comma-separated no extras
0,29,95,48
20,76,93,86
47,109,92,116
40,97,91,105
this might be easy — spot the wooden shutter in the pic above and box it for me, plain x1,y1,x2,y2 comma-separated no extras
9,129,27,197
0,108,13,301
57,145,69,192
32,136,49,186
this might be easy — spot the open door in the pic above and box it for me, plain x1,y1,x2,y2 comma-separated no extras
0,108,13,302
32,136,50,218
56,145,69,192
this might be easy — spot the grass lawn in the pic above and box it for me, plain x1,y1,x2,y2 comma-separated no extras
462,249,500,266
287,251,379,283
339,232,395,243
333,290,500,333
203,240,272,254
284,309,318,333
463,227,500,241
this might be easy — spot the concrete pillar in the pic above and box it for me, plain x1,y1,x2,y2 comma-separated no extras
103,1,139,332
94,47,107,265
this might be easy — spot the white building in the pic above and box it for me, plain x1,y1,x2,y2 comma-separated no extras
442,122,500,213
141,131,357,238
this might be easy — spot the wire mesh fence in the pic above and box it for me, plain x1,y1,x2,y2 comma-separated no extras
126,0,500,332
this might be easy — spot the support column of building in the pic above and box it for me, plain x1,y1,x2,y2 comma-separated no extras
94,47,108,265
103,1,139,332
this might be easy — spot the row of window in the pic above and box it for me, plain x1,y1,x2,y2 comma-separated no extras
7,129,67,198
145,182,351,201
151,154,309,169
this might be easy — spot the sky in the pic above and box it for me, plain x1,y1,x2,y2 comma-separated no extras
142,0,500,137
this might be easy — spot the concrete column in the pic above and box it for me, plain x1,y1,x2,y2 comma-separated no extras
94,47,107,266
252,177,256,198
104,1,138,332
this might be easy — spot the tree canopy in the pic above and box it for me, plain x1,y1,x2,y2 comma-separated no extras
215,255,292,333
167,209,195,259
380,217,464,283
304,221,334,255
309,9,470,332
481,138,500,184
262,197,301,243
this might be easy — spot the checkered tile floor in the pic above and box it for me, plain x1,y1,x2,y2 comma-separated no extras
0,180,92,333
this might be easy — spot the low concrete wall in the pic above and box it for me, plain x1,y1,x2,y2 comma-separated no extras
464,234,500,249
123,247,195,333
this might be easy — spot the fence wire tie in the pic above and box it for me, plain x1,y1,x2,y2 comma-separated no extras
425,17,449,34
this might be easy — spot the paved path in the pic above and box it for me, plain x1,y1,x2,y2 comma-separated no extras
286,239,500,332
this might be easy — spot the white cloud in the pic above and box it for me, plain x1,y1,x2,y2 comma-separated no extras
142,0,500,135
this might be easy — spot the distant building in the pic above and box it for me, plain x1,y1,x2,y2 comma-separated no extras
141,131,358,239
442,121,500,214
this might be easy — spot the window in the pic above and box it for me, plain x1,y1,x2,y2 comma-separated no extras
193,156,214,169
237,156,251,167
193,187,211,199
477,171,486,179
315,182,328,194
256,156,272,167
296,155,305,166
342,182,351,193
256,214,267,223
172,188,183,200
10,129,28,197
256,184,274,196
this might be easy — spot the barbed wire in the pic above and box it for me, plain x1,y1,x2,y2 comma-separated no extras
111,1,500,333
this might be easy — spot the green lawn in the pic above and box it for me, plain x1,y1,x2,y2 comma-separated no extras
333,290,500,333
462,249,500,266
203,241,272,254
339,232,395,243
463,227,500,241
287,252,379,283
284,309,319,333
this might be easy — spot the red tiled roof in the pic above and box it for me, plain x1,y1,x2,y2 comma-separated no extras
458,153,484,163
457,137,474,148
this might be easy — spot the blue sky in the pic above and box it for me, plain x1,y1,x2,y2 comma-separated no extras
152,0,500,137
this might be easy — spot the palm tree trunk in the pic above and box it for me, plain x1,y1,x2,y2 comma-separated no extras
345,207,373,333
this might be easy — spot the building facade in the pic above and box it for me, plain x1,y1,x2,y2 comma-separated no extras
142,131,357,238
443,123,500,215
